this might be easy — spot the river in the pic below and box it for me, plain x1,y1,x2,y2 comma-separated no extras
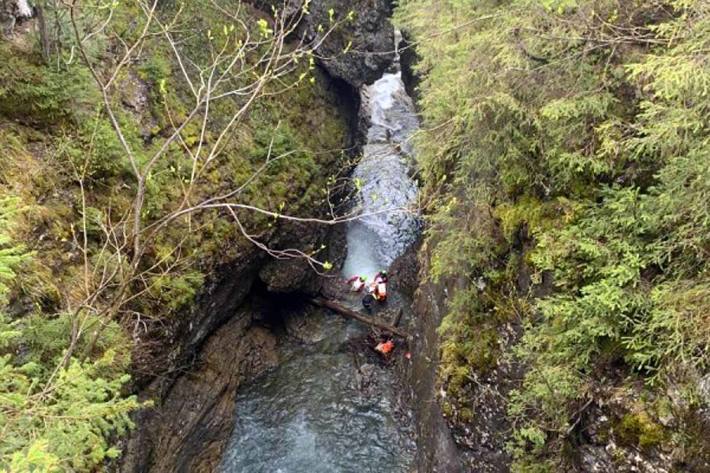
219,70,420,473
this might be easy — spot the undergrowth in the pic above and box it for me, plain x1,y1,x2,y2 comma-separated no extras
0,0,351,469
397,0,710,469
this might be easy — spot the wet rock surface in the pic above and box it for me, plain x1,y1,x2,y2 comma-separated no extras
283,304,330,344
308,0,395,87
397,30,421,107
250,0,395,87
389,240,420,298
408,247,465,473
258,221,331,294
121,305,278,473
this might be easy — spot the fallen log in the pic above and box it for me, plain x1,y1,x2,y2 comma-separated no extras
310,297,410,339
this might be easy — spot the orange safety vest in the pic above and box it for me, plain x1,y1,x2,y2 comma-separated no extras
375,340,395,354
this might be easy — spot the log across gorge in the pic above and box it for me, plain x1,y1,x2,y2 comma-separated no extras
218,71,422,472
310,297,409,339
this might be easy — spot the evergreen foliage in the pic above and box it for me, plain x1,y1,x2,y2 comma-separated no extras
0,198,139,471
397,0,710,468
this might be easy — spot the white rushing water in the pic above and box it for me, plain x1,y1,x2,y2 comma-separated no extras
341,72,420,281
219,71,420,473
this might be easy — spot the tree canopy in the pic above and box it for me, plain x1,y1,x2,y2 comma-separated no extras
397,0,710,469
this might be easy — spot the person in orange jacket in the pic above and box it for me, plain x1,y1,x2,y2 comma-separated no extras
372,270,388,301
371,278,387,302
375,339,395,355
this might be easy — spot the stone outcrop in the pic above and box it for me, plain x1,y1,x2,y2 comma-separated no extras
0,0,32,37
398,30,421,105
410,280,465,473
251,0,395,87
119,222,344,472
257,221,329,294
121,306,278,473
306,0,395,87
392,242,465,473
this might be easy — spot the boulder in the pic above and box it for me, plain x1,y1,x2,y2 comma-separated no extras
257,221,329,294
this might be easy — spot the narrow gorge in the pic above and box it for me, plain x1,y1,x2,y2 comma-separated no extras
1,1,709,472
120,50,436,473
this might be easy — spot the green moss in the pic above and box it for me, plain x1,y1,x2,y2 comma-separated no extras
616,411,667,450
494,197,563,244
438,285,511,409
441,399,454,418
137,53,172,85
459,407,474,423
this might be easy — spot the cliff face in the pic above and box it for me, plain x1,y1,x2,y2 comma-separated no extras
0,0,395,469
390,242,464,473
251,0,395,87
118,220,344,472
395,0,710,471
115,2,396,471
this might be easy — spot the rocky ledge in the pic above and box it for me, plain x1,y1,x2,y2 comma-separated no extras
121,303,278,473
119,219,335,473
251,0,395,87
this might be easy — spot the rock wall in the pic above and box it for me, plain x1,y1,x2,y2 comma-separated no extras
251,0,395,87
119,203,347,473
119,194,359,471
388,241,466,473
121,301,278,473
405,245,465,473
118,2,395,470
398,31,420,107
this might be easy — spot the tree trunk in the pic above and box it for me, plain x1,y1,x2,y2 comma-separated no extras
36,3,51,64
310,297,410,339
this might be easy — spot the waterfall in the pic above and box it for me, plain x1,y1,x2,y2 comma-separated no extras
341,72,420,280
218,70,421,473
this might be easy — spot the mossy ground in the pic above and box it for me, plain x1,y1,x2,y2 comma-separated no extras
0,1,353,469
